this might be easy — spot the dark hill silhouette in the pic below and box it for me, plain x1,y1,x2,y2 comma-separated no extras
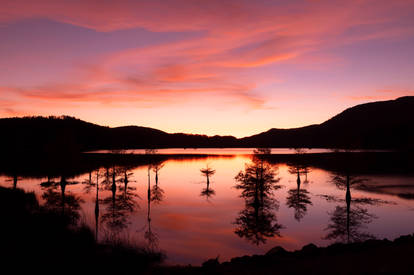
0,96,413,154
0,116,238,155
241,96,414,149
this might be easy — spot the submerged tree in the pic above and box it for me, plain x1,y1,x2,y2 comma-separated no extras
286,188,312,222
200,164,216,200
151,162,165,204
142,151,164,250
101,166,138,238
144,161,162,250
82,168,106,241
290,148,312,184
323,172,377,243
41,175,82,224
5,174,23,189
236,152,280,205
233,150,283,245
144,194,158,250
300,165,311,184
286,164,312,221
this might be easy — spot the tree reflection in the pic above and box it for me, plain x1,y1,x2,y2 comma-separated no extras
6,174,22,189
142,150,164,249
101,166,138,238
200,165,216,200
151,162,165,204
144,162,159,250
286,188,312,222
233,149,283,245
82,169,105,241
301,165,311,184
41,175,82,224
286,164,312,221
323,172,377,243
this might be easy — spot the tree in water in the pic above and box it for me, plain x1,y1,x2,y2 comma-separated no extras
142,150,162,250
151,162,165,204
82,168,105,241
286,164,312,221
5,174,22,189
300,164,311,184
41,175,82,225
323,172,377,243
144,162,161,250
101,166,138,239
118,166,139,208
291,148,311,183
144,196,158,250
233,150,283,245
286,188,312,222
200,164,216,200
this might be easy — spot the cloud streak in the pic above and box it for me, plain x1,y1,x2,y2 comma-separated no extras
1,0,413,135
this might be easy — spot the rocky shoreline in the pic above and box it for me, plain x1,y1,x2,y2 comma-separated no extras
157,234,414,274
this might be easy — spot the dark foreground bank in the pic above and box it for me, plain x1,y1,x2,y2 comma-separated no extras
1,186,413,275
158,234,414,275
0,186,163,275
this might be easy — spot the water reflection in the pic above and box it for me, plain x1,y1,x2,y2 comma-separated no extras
41,175,83,224
323,172,377,243
144,162,164,249
286,163,313,221
101,166,139,238
200,165,216,200
82,169,100,239
7,174,21,189
151,162,165,203
0,150,413,265
234,149,283,245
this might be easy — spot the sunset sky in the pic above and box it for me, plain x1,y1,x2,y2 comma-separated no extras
1,0,414,137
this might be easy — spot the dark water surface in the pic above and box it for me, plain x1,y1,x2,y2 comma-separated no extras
1,149,413,265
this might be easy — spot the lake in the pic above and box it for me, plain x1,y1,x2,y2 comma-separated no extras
1,148,413,265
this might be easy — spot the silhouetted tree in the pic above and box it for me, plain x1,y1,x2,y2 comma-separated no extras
286,187,312,222
5,174,22,189
151,162,165,203
118,166,139,204
286,164,312,221
143,151,161,249
300,165,311,184
236,150,280,205
101,166,138,238
41,175,82,224
144,166,159,250
40,175,57,188
82,169,105,241
323,172,376,243
234,201,282,245
234,151,283,245
200,164,216,200
144,196,158,250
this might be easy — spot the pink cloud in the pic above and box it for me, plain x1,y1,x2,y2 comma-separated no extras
1,0,413,133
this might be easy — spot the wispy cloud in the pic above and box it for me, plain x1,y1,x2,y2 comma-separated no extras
1,0,413,134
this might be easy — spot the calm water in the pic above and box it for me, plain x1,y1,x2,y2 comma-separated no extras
1,149,413,265
88,148,388,155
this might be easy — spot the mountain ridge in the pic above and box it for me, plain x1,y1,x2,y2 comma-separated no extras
1,96,413,153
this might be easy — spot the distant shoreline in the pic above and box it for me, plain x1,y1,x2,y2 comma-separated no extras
1,97,413,152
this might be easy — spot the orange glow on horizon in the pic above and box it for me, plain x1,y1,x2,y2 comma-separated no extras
0,0,413,136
